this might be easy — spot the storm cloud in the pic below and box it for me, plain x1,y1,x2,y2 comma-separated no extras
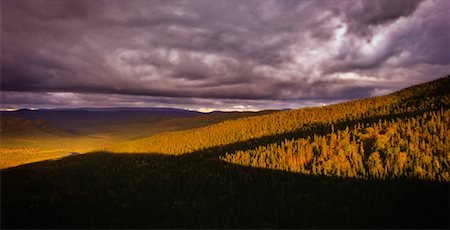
1,0,449,110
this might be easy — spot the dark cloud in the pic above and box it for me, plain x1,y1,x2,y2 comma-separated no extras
1,0,449,110
343,0,424,35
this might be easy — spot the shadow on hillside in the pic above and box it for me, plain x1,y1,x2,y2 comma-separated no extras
2,151,448,228
149,108,449,162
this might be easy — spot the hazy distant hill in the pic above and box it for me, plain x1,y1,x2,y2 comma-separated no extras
0,108,200,133
0,108,273,139
0,116,72,137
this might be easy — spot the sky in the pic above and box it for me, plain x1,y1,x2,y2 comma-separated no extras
1,0,449,112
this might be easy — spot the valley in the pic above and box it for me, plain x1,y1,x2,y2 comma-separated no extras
0,109,271,168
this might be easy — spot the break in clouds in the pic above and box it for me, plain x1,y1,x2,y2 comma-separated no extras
1,0,449,111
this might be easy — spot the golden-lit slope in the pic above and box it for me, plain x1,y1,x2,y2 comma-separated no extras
220,77,450,181
107,76,449,154
0,116,114,169
221,109,450,181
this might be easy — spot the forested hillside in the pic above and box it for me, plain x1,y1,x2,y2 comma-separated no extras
221,109,449,181
108,76,450,181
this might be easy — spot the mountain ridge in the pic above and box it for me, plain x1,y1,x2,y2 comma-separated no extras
107,75,450,155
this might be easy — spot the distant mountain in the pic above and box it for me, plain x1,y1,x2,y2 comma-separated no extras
0,107,274,139
1,107,199,122
0,107,201,134
0,116,72,137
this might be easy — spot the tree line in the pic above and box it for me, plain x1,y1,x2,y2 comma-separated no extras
221,109,449,181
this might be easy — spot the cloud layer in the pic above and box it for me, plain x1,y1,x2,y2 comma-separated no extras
1,0,449,110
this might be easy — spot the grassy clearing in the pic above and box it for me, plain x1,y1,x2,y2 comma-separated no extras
0,136,112,169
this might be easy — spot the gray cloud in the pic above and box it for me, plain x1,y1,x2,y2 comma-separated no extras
1,0,449,110
1,91,344,112
342,0,424,35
